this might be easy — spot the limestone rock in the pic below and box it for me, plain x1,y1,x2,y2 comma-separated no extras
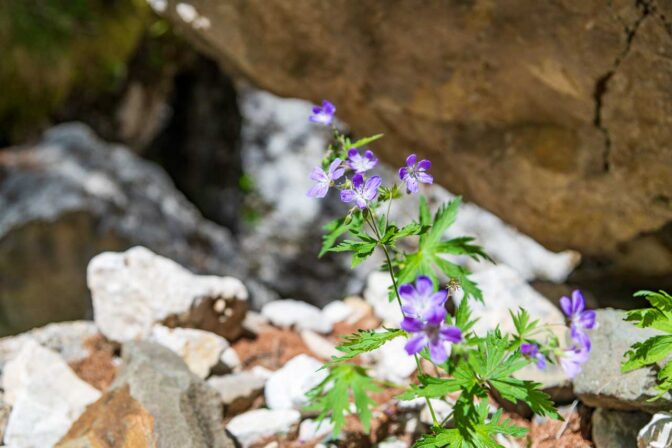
0,123,246,335
298,418,334,443
226,408,300,448
89,246,248,342
592,408,650,448
322,301,354,325
207,372,266,417
157,0,672,266
574,309,672,412
78,341,235,447
367,336,417,384
149,324,228,378
300,330,339,360
265,354,327,410
364,272,402,326
261,299,332,334
638,412,672,448
3,339,101,447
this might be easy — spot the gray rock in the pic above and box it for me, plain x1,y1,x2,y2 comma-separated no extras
111,341,235,448
574,309,672,412
592,408,650,448
0,123,250,336
638,412,672,448
207,372,266,417
89,246,248,343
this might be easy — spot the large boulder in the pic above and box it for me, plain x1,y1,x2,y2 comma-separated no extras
0,123,246,335
157,0,672,266
58,341,235,447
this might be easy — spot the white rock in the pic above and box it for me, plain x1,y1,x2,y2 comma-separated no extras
379,437,409,448
261,299,332,334
221,346,242,372
364,272,402,326
149,325,227,378
344,296,372,324
88,246,248,342
207,372,266,414
453,265,565,336
3,340,101,447
298,418,334,442
251,365,274,380
420,399,454,426
322,301,353,325
301,330,339,360
368,336,416,383
226,408,300,448
265,354,327,410
638,412,672,448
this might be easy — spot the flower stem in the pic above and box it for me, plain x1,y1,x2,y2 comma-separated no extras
365,211,440,427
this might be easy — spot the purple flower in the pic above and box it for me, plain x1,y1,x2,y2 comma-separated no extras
398,276,448,324
309,100,336,126
559,344,590,379
307,158,345,198
402,318,462,364
347,149,378,173
520,343,547,370
560,290,596,342
399,154,433,194
340,173,381,209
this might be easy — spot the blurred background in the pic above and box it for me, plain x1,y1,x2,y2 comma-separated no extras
1,0,671,337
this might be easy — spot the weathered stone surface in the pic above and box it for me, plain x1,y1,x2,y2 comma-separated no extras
89,246,248,342
207,372,266,417
3,339,101,447
104,341,235,447
226,408,300,448
592,408,650,448
261,299,332,334
56,385,156,448
158,0,672,265
264,354,327,410
574,309,672,412
149,324,228,378
367,336,417,384
0,123,247,336
364,272,402,326
638,412,672,448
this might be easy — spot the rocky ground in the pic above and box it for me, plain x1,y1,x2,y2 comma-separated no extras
0,245,668,447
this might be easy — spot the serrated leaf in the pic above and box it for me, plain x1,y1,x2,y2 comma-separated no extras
510,308,539,340
305,364,380,435
435,237,494,263
622,335,672,372
332,329,405,362
398,375,461,400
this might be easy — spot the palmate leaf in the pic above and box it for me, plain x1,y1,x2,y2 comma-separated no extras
305,364,380,435
510,308,539,340
319,212,364,257
332,328,405,362
396,197,486,302
622,335,672,372
414,403,527,448
625,290,672,333
398,374,462,401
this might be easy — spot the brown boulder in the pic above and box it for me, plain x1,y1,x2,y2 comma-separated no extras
157,0,672,264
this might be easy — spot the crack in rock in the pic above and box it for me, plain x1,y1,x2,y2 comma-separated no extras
593,0,652,172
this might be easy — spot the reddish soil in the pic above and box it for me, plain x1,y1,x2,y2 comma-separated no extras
232,327,315,370
69,334,118,391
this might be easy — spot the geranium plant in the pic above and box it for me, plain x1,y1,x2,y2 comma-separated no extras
304,101,594,446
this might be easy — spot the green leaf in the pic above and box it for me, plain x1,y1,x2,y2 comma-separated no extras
635,290,672,313
622,335,672,372
420,198,462,247
510,308,539,340
653,361,672,399
346,133,384,150
332,329,405,362
489,377,560,419
435,237,494,263
381,223,429,245
319,212,364,257
305,364,380,435
398,375,462,400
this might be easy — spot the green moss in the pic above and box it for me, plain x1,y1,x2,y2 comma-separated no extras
0,0,150,141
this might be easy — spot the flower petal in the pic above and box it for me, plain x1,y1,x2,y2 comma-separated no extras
560,296,572,317
571,290,585,314
429,340,448,364
405,176,419,193
398,167,408,180
416,172,433,185
425,306,446,325
406,154,417,167
355,197,368,209
520,343,538,356
398,284,417,302
414,276,434,296
430,291,448,307
352,173,364,189
363,176,382,201
401,317,424,333
578,310,596,329
405,334,427,355
328,158,343,176
322,100,336,114
340,189,356,203
307,183,329,198
440,326,463,343
417,159,432,170
348,148,359,158
309,167,327,182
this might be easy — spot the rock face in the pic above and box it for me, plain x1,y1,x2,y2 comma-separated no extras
159,0,672,265
0,123,246,336
88,246,248,342
574,309,672,412
60,341,235,448
3,339,101,447
591,408,650,448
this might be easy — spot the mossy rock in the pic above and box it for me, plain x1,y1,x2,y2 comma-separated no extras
0,0,150,142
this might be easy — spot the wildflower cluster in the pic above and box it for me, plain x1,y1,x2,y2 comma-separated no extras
304,101,595,446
